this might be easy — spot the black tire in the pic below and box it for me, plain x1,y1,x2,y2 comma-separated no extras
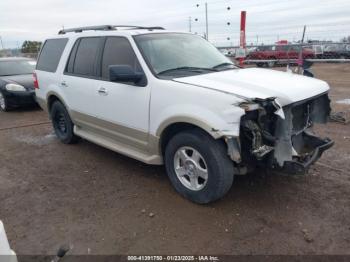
164,128,234,204
50,101,79,144
0,91,9,112
267,58,276,68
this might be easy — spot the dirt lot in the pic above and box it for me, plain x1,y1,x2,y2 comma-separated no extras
0,64,349,255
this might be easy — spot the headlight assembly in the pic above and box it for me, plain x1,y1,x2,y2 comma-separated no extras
5,83,26,92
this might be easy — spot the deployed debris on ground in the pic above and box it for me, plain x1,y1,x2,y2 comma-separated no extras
330,110,350,124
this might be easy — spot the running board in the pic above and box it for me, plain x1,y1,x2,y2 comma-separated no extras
74,126,163,165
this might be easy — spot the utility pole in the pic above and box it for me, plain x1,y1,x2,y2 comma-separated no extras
205,2,209,40
189,17,192,32
297,25,307,74
194,2,209,40
0,36,4,50
239,11,247,67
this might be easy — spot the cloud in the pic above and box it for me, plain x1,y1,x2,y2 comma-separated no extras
0,0,349,48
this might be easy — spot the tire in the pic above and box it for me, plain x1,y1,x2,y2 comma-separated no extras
50,101,79,144
0,91,9,112
267,58,276,68
164,128,234,204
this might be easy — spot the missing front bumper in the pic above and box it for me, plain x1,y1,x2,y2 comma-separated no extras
237,93,334,176
274,133,334,175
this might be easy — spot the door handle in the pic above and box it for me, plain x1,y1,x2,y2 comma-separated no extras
61,81,68,87
98,87,108,95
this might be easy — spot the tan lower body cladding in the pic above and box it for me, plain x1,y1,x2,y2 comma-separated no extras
70,110,163,165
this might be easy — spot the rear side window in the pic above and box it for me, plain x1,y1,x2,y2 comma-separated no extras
101,37,142,79
72,37,102,76
36,38,68,72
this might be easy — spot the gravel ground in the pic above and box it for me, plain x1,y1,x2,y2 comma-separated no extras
0,64,349,255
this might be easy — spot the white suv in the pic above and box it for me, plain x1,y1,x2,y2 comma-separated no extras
35,25,333,203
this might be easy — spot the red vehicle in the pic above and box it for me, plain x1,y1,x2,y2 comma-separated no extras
247,44,315,67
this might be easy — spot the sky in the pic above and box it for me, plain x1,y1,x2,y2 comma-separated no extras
0,0,350,49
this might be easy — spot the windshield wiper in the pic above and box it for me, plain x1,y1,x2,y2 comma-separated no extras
212,62,236,70
158,66,217,75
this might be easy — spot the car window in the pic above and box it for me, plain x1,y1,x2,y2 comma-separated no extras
281,45,290,51
135,33,231,75
101,37,142,79
36,38,68,72
65,39,80,74
73,37,102,76
0,60,36,76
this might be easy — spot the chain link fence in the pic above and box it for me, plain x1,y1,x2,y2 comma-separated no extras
218,42,350,67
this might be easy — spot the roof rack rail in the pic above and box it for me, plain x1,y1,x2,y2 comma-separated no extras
113,25,165,30
58,25,165,34
58,25,114,34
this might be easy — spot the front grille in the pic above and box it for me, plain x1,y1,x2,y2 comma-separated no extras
289,93,330,135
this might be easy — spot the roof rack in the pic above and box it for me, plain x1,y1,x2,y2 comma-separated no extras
58,25,165,34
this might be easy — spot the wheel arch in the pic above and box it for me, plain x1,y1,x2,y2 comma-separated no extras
46,92,69,115
157,118,223,157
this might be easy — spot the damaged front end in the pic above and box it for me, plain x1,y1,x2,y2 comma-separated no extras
236,93,334,175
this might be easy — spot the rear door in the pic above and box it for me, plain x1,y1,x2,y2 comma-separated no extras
62,36,104,116
62,36,151,150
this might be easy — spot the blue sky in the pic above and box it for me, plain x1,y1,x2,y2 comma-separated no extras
0,0,349,48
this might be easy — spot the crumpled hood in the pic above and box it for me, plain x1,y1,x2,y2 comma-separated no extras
173,68,330,105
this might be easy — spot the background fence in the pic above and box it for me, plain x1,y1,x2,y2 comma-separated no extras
218,41,350,68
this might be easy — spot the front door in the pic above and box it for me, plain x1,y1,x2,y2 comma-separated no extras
93,36,151,150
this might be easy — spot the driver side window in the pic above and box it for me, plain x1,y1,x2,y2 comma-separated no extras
101,37,142,80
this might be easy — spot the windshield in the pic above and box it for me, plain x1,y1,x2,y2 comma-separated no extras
134,33,235,77
0,60,36,76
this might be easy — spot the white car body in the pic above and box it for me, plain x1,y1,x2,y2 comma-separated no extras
34,27,333,202
0,221,17,262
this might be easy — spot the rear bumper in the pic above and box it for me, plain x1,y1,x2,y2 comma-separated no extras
275,134,334,175
35,96,48,112
4,90,36,106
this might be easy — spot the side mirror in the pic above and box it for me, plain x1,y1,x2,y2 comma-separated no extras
109,65,144,83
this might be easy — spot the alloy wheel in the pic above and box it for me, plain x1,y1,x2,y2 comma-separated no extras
173,146,208,191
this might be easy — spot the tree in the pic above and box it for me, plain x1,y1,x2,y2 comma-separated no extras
21,41,42,53
340,36,350,43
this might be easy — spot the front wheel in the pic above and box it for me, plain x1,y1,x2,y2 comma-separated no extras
0,91,9,112
165,129,234,204
50,101,80,144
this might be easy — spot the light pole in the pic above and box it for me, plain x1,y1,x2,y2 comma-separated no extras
0,36,4,50
205,2,209,40
194,2,209,40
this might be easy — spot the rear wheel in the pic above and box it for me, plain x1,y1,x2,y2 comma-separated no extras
0,91,9,112
267,58,276,68
164,129,234,204
50,101,79,144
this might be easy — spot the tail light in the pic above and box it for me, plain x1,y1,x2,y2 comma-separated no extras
33,72,39,89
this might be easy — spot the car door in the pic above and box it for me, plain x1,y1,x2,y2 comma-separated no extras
90,36,151,150
62,36,150,150
62,36,105,118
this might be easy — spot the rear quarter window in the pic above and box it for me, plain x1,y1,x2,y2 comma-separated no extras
36,38,68,72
